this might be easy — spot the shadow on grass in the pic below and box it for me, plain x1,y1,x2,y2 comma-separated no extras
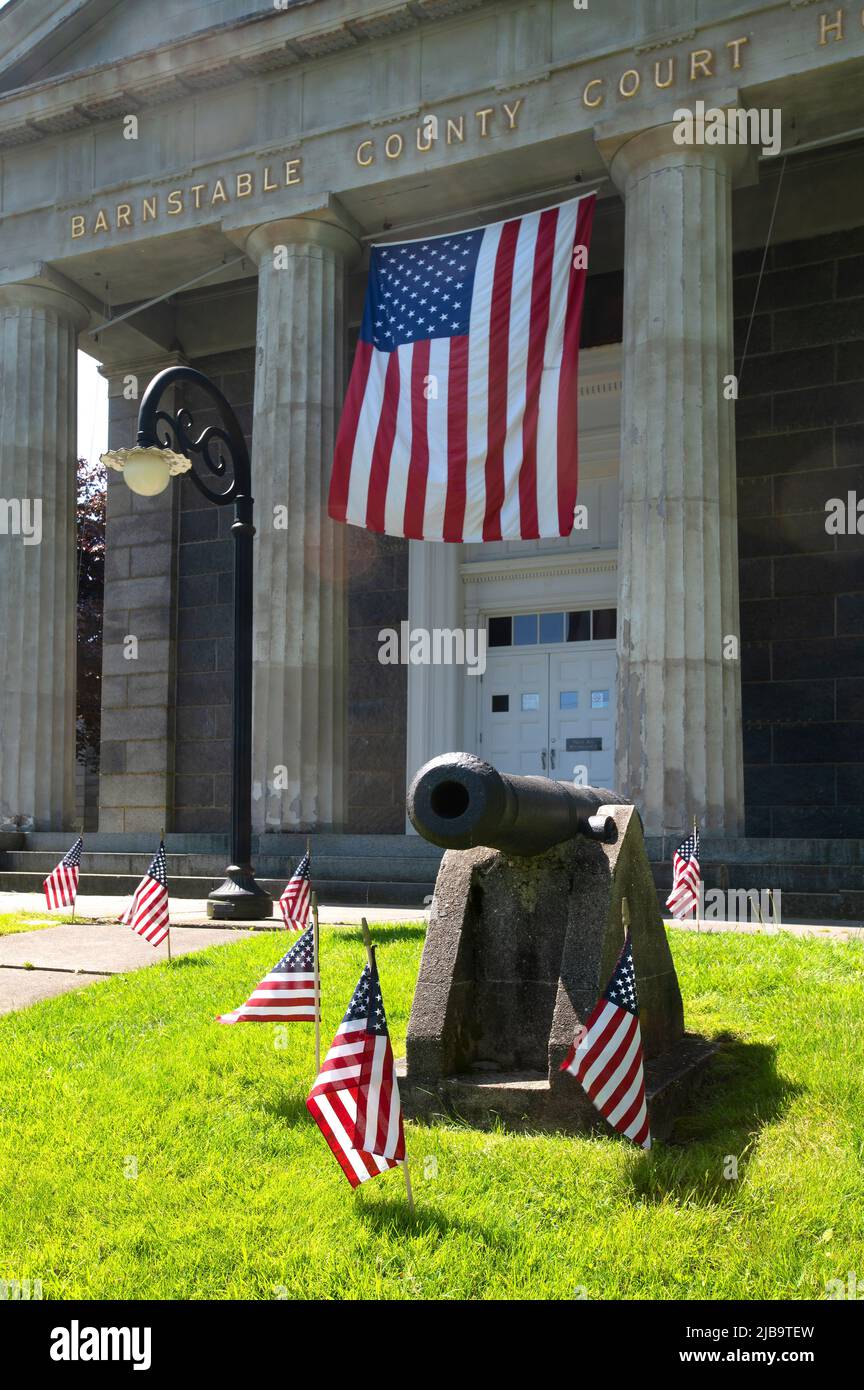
338,923,427,945
355,1191,499,1243
633,1034,802,1205
168,954,212,969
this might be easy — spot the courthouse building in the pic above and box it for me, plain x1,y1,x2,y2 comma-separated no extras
0,0,862,913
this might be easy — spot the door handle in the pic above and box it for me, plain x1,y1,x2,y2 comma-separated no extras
550,748,556,771
541,748,547,770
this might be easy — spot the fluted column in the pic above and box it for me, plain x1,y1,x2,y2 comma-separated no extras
245,218,358,831
0,283,88,829
607,125,745,835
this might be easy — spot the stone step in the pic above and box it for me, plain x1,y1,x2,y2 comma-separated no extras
0,849,443,883
17,831,443,859
650,862,864,891
0,871,433,908
653,887,864,924
645,836,864,865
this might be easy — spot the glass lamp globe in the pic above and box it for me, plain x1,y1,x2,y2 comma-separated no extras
100,445,192,496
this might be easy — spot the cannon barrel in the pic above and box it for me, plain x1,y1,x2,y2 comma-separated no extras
407,752,628,856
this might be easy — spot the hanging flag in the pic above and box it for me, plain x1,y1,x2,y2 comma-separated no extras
561,931,651,1150
216,926,318,1023
43,837,83,910
279,851,311,930
121,842,170,948
306,959,405,1188
329,193,596,543
666,829,701,919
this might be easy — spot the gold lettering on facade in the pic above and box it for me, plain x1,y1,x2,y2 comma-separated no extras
167,190,183,215
689,49,714,79
475,107,494,136
263,165,278,191
93,209,109,232
502,100,523,129
236,172,253,197
356,139,374,165
142,196,157,222
583,78,604,107
116,203,132,228
191,183,207,209
619,68,641,97
819,9,844,42
385,133,403,159
211,178,228,204
446,116,465,143
726,36,749,68
71,215,85,239
654,58,675,89
285,158,302,184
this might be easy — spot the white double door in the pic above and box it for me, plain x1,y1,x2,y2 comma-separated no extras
480,647,616,788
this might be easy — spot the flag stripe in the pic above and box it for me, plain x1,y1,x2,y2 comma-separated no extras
482,218,520,541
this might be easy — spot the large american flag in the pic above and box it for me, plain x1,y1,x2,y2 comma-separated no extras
306,959,405,1188
666,829,701,919
43,837,83,910
279,851,311,930
561,931,651,1150
329,193,596,542
120,842,170,948
217,925,318,1023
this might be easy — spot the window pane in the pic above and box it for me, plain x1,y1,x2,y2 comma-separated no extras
559,691,578,710
539,611,565,644
591,689,610,709
491,694,509,713
521,692,540,711
592,608,617,640
488,616,512,647
513,614,538,645
566,610,590,642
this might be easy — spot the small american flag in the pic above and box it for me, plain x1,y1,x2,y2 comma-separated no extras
121,842,170,948
279,851,311,930
561,931,651,1150
666,829,701,919
329,193,595,543
216,926,318,1024
43,837,83,910
307,958,405,1188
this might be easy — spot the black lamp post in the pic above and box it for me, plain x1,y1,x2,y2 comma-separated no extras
102,366,272,920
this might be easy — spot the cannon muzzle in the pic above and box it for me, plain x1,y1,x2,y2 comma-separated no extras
407,752,627,856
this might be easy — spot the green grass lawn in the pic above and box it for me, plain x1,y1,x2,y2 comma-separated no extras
0,911,73,935
0,924,862,1300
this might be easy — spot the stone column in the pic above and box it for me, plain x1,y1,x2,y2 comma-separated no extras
405,540,464,829
0,283,88,830
97,355,186,833
604,124,745,836
245,218,358,832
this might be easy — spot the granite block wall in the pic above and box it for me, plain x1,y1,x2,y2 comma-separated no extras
735,228,864,837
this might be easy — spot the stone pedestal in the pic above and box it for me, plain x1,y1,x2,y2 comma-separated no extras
0,284,88,830
245,217,358,832
604,124,746,836
400,803,716,1138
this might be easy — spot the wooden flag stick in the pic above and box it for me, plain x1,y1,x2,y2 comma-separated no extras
693,817,701,934
161,827,172,963
311,890,321,1074
621,896,630,937
71,823,84,926
360,916,414,1216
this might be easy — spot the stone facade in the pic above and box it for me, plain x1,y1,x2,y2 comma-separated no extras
736,229,864,838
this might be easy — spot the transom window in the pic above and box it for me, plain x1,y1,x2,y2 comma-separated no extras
487,609,617,648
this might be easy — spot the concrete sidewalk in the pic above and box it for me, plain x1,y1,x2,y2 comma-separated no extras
1,891,428,927
0,895,428,1018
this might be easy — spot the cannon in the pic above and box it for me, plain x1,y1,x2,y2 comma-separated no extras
398,752,715,1138
407,751,626,855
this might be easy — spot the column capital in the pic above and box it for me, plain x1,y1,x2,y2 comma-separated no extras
245,215,361,268
97,349,188,400
595,99,756,195
0,280,90,330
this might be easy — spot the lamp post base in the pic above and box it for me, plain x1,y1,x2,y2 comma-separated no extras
207,864,273,921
